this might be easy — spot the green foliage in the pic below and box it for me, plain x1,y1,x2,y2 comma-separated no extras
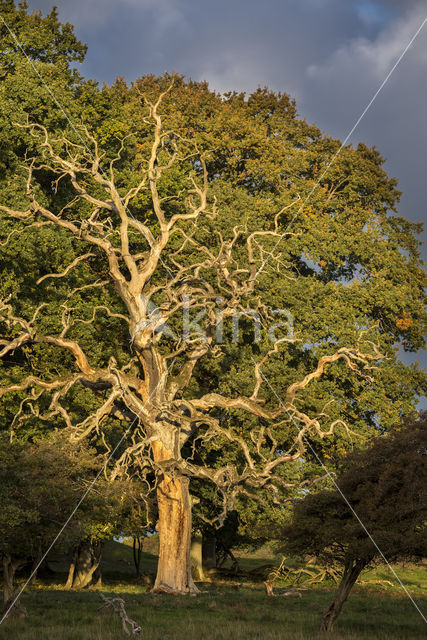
282,414,427,568
0,430,141,570
0,433,98,560
117,75,426,468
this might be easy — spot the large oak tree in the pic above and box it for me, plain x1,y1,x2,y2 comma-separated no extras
0,3,425,595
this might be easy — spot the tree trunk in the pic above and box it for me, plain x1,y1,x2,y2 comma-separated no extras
65,546,78,589
2,555,27,618
2,555,15,610
190,531,205,581
152,441,198,594
133,536,143,578
202,536,217,570
29,539,43,584
216,541,240,573
91,562,102,588
320,559,366,633
68,540,103,589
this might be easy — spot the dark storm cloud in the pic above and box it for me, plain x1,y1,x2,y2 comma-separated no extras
22,0,427,242
301,4,427,228
27,0,386,89
27,1,424,226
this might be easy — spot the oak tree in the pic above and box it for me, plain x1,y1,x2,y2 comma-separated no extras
0,27,425,593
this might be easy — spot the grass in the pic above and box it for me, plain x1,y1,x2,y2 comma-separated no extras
0,542,425,639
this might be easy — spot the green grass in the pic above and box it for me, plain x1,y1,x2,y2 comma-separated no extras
0,542,425,639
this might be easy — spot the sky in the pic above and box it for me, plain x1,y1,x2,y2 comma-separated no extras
26,0,426,380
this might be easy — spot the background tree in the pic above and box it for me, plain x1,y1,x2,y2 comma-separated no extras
110,481,157,581
193,466,299,573
282,414,427,633
63,472,137,590
0,0,102,445
0,34,425,593
0,433,104,615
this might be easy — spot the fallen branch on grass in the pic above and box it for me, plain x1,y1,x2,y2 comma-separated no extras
264,580,302,598
99,594,141,636
359,579,395,589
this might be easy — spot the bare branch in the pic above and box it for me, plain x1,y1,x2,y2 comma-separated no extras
36,252,94,284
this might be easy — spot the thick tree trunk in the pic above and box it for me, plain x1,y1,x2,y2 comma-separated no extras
152,441,198,594
2,555,15,610
190,531,205,581
67,540,103,589
72,540,93,589
91,562,102,588
29,539,43,583
320,559,366,633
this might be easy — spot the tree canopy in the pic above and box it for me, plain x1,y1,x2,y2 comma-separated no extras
0,433,104,611
283,414,427,632
0,0,425,596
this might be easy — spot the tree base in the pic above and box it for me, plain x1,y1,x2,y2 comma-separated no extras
151,583,200,596
2,600,27,619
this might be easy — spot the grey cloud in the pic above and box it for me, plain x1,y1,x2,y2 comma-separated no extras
28,0,186,30
299,5,427,240
27,1,370,88
22,0,427,237
23,0,426,258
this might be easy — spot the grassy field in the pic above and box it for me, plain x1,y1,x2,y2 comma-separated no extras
0,541,425,639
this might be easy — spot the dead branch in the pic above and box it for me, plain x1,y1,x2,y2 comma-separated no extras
99,594,141,636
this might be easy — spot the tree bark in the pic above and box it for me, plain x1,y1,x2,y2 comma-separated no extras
29,539,43,584
2,555,26,617
2,555,15,610
68,540,103,589
202,536,217,570
133,536,143,578
190,531,205,581
91,559,102,588
65,546,78,589
152,441,199,594
320,558,366,633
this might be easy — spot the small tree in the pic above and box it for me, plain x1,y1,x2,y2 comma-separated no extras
64,476,137,590
283,415,427,633
114,483,157,581
0,433,104,615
